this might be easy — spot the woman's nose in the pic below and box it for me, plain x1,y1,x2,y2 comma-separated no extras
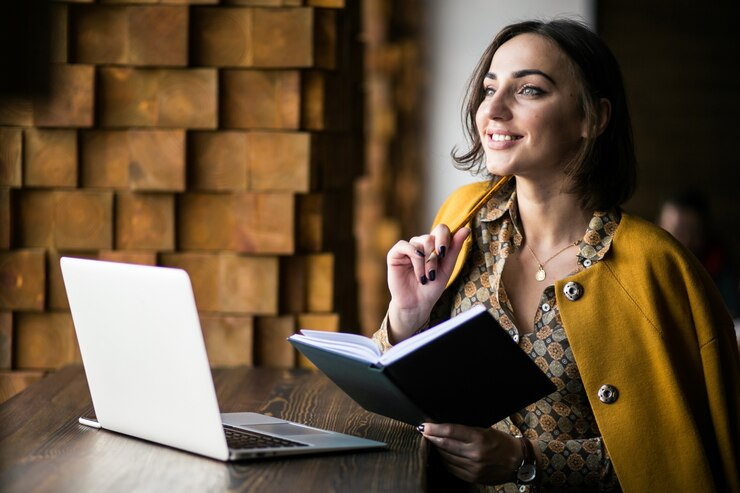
482,91,512,120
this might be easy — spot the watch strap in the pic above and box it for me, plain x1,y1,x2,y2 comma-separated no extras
516,436,537,485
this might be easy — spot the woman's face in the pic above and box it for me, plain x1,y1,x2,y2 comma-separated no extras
476,33,587,180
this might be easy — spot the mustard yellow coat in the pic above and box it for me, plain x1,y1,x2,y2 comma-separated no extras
433,181,740,493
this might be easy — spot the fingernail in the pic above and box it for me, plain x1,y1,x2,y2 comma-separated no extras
416,424,425,433
439,246,446,258
420,274,428,285
415,249,425,257
428,270,436,282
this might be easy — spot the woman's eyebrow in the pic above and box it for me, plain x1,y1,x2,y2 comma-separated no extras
484,69,556,85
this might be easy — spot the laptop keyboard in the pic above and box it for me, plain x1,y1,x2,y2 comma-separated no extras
223,425,309,449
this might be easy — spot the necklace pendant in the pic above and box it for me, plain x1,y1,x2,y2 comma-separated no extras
535,266,546,282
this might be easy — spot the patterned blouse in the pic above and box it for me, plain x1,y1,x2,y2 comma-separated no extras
374,184,622,492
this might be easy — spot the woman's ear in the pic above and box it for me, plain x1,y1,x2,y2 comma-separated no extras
581,98,612,138
595,98,611,136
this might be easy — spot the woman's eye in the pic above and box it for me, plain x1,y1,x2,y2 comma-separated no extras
519,85,544,97
483,87,496,97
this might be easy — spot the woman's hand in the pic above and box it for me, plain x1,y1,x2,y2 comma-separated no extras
419,422,523,485
386,225,471,342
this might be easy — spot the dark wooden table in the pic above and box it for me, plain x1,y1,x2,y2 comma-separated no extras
0,365,435,492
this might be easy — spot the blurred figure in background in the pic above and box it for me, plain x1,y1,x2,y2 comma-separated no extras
658,189,740,319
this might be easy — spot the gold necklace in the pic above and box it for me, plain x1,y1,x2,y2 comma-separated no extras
525,240,579,282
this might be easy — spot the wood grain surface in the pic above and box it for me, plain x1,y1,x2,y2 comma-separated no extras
0,365,427,493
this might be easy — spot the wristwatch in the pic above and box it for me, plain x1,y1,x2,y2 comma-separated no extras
516,437,537,485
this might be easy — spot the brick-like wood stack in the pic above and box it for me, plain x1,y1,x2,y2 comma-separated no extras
0,0,361,403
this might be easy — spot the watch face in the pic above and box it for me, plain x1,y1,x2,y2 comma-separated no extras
517,463,537,483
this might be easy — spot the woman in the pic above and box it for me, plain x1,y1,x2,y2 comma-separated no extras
373,19,739,492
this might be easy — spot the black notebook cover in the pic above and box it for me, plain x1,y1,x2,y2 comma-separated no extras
290,309,556,428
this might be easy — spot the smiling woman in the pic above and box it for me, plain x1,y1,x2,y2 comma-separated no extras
373,18,739,493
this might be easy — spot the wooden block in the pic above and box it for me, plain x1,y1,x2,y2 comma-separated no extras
178,193,294,254
100,0,218,4
81,130,186,191
306,0,344,6
160,252,220,311
247,132,312,192
233,193,295,254
0,96,33,126
220,70,300,129
297,194,324,252
51,3,69,63
98,67,217,128
200,314,254,367
295,313,339,369
254,316,295,368
306,253,333,313
0,189,9,249
312,8,337,70
46,251,96,310
115,192,175,250
188,131,249,191
72,5,128,64
224,0,302,6
190,8,254,66
23,129,78,188
160,253,278,314
0,312,11,369
98,250,157,265
73,5,187,66
15,312,81,370
302,70,346,131
18,190,113,250
33,64,94,127
129,6,188,66
128,130,186,191
218,254,279,314
252,8,314,67
0,128,22,187
192,7,322,68
279,256,306,313
0,250,45,311
80,130,129,188
177,194,233,250
0,371,45,405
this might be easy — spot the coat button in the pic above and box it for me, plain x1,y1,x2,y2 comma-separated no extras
563,281,584,301
598,384,619,404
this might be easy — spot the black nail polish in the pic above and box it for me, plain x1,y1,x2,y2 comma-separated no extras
439,246,446,258
420,274,428,285
428,270,436,282
416,424,425,433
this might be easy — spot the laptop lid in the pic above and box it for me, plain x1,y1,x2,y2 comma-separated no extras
61,257,385,461
61,257,231,460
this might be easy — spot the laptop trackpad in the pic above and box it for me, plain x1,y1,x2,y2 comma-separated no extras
244,423,330,436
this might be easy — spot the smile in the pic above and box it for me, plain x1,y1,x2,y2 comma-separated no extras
490,133,522,142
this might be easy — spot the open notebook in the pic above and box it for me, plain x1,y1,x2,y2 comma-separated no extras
60,257,385,461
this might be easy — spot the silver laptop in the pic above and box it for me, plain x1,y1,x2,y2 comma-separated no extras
60,256,385,461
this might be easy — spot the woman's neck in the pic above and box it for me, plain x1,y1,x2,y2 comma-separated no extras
514,177,591,250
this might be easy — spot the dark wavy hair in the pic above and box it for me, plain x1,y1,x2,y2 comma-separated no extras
452,19,637,211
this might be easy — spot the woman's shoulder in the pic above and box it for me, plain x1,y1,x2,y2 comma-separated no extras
432,181,493,228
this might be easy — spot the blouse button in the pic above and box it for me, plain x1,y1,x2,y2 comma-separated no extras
512,333,519,343
598,384,619,404
541,302,551,312
563,281,584,301
583,259,593,268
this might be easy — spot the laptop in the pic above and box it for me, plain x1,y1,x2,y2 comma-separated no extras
60,256,386,461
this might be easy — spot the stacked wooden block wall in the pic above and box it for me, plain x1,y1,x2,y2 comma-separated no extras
0,0,361,403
